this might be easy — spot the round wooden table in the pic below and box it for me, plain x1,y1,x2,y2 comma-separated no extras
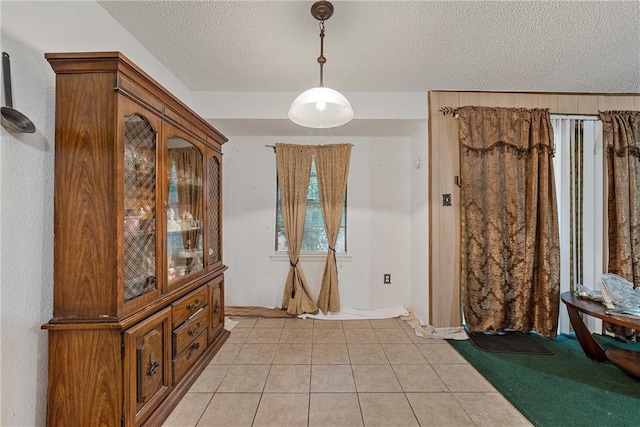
561,291,640,378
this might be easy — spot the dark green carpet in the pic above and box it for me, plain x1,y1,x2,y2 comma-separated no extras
448,333,640,427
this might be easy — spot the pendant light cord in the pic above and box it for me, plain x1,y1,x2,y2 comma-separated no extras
317,21,326,87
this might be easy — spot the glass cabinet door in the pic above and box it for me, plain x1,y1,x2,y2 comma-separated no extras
166,136,204,285
207,154,221,266
123,114,158,301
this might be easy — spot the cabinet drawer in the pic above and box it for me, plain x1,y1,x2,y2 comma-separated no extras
173,330,208,381
172,287,208,328
173,305,209,355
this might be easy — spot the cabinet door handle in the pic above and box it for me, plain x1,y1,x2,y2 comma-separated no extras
188,321,202,336
148,354,159,376
186,342,200,360
214,302,221,313
187,298,202,311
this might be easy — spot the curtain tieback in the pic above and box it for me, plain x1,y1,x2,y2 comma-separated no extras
290,260,298,268
329,246,336,253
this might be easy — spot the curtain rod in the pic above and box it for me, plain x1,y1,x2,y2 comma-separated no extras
439,107,597,118
265,144,355,152
439,107,458,117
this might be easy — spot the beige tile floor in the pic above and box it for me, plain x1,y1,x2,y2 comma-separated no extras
163,317,532,427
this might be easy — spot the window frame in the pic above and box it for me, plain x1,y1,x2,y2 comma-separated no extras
273,156,349,258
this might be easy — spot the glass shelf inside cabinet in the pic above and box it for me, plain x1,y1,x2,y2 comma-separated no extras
123,114,158,301
167,137,204,284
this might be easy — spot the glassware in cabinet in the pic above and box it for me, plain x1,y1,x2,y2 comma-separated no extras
166,134,205,286
123,114,158,301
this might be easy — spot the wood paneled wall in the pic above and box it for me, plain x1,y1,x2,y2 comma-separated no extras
428,91,640,327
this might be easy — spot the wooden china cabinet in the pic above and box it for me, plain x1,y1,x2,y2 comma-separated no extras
42,52,229,426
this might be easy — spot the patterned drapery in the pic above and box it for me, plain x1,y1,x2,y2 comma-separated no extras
458,106,560,338
600,110,640,340
600,111,640,285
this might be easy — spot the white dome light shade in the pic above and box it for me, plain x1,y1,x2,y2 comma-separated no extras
288,86,354,129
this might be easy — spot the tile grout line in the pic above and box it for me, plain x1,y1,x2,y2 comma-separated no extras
307,352,312,427
215,318,474,427
249,322,262,427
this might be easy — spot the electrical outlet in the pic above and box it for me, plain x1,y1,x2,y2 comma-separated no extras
383,273,391,284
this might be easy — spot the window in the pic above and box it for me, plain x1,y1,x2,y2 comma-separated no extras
275,158,347,253
552,115,604,334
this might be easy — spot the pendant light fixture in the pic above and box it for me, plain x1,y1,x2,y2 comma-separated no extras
288,1,354,129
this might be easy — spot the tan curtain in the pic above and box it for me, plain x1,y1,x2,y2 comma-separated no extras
168,147,203,249
275,143,318,315
600,110,640,340
458,106,560,338
314,144,351,313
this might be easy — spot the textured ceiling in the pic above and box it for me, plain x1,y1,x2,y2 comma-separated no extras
100,1,640,94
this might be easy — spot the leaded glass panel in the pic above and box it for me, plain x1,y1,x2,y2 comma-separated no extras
123,114,157,301
208,156,220,264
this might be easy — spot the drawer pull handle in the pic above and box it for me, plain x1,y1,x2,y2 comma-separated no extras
188,321,202,336
148,354,159,377
186,342,200,360
214,302,221,313
187,298,202,311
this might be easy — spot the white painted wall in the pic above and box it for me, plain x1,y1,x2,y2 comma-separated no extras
222,136,412,311
0,2,191,425
409,119,429,323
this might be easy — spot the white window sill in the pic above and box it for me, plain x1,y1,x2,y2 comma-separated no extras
270,253,352,263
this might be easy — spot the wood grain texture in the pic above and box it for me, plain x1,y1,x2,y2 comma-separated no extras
562,291,640,377
605,349,640,377
211,276,226,342
53,72,118,319
172,286,209,328
46,52,228,144
173,305,209,354
124,307,172,426
45,52,230,426
210,281,222,333
429,91,460,327
172,330,208,382
47,329,122,427
141,328,229,427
